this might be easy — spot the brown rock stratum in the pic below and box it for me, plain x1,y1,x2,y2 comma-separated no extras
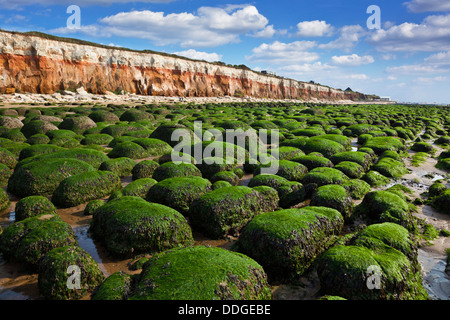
0,30,372,101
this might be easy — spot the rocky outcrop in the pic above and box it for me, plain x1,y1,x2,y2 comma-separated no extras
0,30,371,101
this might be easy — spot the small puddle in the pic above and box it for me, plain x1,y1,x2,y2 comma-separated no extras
418,249,450,300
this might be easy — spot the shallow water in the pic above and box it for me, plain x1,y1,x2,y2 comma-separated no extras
418,249,450,300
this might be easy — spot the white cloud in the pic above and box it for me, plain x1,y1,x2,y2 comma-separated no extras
296,20,334,37
369,14,450,52
51,6,270,48
319,25,365,51
386,51,450,75
414,76,448,84
331,54,374,66
246,41,319,64
251,25,276,38
404,0,450,13
172,49,222,62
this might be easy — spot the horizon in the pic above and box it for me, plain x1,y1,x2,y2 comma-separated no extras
1,0,450,104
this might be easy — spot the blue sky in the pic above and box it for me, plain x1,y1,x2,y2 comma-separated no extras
1,0,450,104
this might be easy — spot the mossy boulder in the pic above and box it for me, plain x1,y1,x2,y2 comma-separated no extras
1,128,27,142
428,182,447,198
0,163,11,186
210,171,240,186
128,246,272,300
119,109,154,122
0,214,77,267
310,185,353,219
132,138,172,156
91,271,133,300
291,155,334,171
14,196,57,221
17,148,108,170
255,160,308,182
0,187,10,212
248,174,305,208
18,144,65,161
118,178,158,199
147,176,212,215
152,161,202,181
58,116,97,134
8,158,95,197
84,199,105,216
362,170,390,187
411,142,434,153
436,158,450,171
108,142,149,159
196,157,237,179
212,180,233,190
372,157,409,179
334,161,365,179
272,146,305,160
302,167,349,187
88,110,120,123
236,206,343,280
330,151,373,171
99,157,136,177
21,120,58,138
189,186,278,239
354,191,417,231
342,179,372,200
81,133,114,146
26,133,51,145
0,147,17,169
363,137,405,155
150,124,195,147
90,196,193,258
131,160,160,180
317,223,427,300
432,189,450,214
38,245,105,300
52,170,122,208
300,138,346,158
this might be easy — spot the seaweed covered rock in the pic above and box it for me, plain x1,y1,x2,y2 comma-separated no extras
81,133,114,146
17,148,109,170
210,171,240,186
90,196,193,258
84,199,105,216
330,151,373,171
248,174,305,208
255,160,308,182
317,223,428,300
428,182,447,198
411,142,434,153
372,157,409,179
38,246,105,300
334,161,365,179
8,158,95,197
291,154,334,171
300,138,346,158
152,161,202,181
91,271,133,300
150,124,195,147
15,196,57,221
52,170,122,207
302,167,349,187
0,214,77,267
0,163,11,186
132,138,173,156
128,246,272,300
189,186,278,239
342,179,372,200
26,133,51,145
0,147,17,168
354,191,417,231
362,170,390,187
18,144,65,161
196,157,236,179
21,120,58,138
310,185,353,219
131,160,160,180
432,189,450,214
436,158,450,171
108,142,149,160
58,116,97,134
99,157,136,177
363,137,405,155
147,176,212,215
236,206,344,280
0,187,10,212
117,178,158,199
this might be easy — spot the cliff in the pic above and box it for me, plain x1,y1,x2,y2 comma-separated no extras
0,30,373,101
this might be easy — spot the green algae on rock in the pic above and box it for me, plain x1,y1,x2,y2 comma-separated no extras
52,170,122,208
0,214,77,267
189,186,278,239
310,185,353,219
90,196,193,258
14,196,57,221
235,206,344,280
131,160,160,180
147,176,212,215
301,167,349,187
99,157,136,177
38,245,105,300
129,246,272,300
0,187,10,212
152,161,202,181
